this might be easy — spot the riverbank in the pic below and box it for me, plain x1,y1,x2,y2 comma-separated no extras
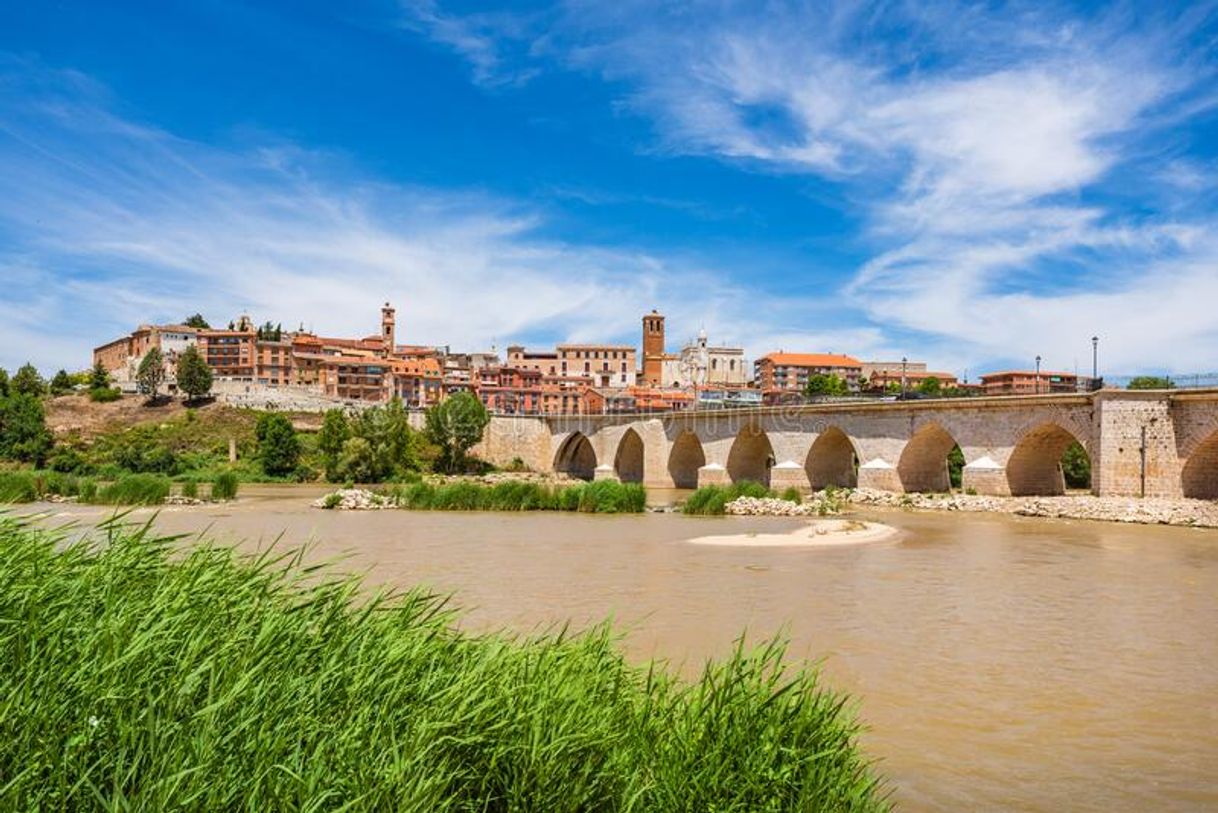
844,488,1218,528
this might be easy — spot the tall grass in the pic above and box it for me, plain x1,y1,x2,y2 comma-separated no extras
94,473,171,505
0,470,94,503
211,470,240,501
0,516,887,811
682,481,772,515
380,479,647,514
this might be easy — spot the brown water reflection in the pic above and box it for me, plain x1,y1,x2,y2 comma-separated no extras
25,490,1218,812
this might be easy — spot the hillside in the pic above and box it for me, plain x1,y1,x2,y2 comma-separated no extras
46,394,323,439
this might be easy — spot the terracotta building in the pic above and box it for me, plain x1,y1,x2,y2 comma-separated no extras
754,352,863,393
980,370,1079,396
92,323,200,390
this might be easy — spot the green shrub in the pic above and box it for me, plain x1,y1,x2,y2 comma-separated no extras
567,480,647,514
780,487,803,504
429,481,486,511
0,471,38,503
321,492,342,510
0,471,89,503
78,478,98,503
381,479,647,514
211,471,239,501
88,387,122,403
180,478,198,499
682,481,772,515
94,474,171,506
0,519,887,811
384,481,436,509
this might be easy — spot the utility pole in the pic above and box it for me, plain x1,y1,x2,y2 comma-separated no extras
1091,336,1099,390
901,356,908,399
1035,355,1042,395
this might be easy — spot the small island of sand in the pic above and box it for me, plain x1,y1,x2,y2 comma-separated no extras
685,518,900,548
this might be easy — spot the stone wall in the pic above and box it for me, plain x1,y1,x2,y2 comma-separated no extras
523,390,1218,498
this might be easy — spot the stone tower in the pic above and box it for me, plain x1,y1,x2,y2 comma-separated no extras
381,302,396,358
642,309,666,386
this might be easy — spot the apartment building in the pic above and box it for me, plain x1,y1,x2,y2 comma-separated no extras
860,361,958,392
92,323,200,390
979,370,1079,395
754,353,863,393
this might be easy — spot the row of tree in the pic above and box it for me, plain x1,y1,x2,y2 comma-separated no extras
134,346,213,402
804,373,974,399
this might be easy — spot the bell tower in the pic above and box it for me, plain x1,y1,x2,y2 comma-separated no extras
642,310,665,386
381,302,396,358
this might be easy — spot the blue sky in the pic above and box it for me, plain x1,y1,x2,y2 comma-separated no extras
2,1,1217,377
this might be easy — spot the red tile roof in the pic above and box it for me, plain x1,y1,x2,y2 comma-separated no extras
758,353,862,368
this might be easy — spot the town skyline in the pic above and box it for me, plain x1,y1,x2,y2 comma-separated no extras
4,3,1217,376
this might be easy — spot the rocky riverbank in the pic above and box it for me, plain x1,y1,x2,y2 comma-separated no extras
843,488,1218,528
724,496,844,517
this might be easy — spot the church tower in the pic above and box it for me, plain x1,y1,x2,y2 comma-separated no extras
642,310,665,386
381,302,396,358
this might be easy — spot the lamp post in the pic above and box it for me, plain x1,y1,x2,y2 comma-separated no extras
1035,355,1042,395
1091,336,1099,390
901,357,908,399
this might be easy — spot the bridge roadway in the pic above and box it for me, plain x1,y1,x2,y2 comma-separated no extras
470,389,1218,499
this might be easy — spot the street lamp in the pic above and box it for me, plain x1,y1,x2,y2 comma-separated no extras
1035,355,1042,395
1091,336,1099,390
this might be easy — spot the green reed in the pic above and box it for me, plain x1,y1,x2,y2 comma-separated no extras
0,515,887,811
379,479,647,514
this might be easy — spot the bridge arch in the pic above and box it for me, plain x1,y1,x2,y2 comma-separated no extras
897,422,958,493
613,428,645,483
1006,422,1089,496
554,432,597,481
805,426,858,489
1182,429,1218,499
667,430,706,489
727,426,776,486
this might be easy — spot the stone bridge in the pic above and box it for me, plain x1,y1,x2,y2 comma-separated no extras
473,389,1218,499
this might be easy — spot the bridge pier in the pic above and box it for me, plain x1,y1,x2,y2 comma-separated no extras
961,456,1010,496
857,458,900,492
697,463,729,487
769,461,811,492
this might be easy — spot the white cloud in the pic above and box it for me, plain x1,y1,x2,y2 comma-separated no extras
517,0,1218,373
0,60,886,373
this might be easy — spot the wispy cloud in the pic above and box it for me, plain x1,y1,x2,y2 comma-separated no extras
0,58,885,372
397,0,545,87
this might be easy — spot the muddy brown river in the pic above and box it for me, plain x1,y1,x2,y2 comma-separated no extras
22,486,1218,812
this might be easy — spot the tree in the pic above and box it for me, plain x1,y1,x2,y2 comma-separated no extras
0,368,8,397
50,369,73,396
338,437,377,483
89,361,111,391
916,376,943,398
256,413,301,477
1061,442,1091,489
136,348,166,398
176,345,213,403
11,363,46,397
317,409,351,481
425,391,490,473
1127,376,1174,390
948,445,964,489
804,373,849,398
183,313,210,329
0,393,53,465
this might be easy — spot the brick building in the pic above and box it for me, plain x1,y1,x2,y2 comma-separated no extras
980,370,1080,396
754,353,862,394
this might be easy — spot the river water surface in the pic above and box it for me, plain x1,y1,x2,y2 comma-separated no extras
25,487,1218,812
